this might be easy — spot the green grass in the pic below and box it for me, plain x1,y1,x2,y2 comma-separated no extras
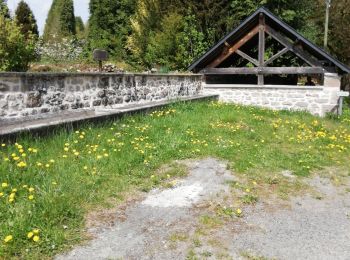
0,100,350,258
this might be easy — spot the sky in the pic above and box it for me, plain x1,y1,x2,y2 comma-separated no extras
7,0,90,35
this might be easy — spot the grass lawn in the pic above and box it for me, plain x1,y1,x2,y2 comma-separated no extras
0,100,350,258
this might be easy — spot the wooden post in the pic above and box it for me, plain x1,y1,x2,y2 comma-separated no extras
258,13,265,86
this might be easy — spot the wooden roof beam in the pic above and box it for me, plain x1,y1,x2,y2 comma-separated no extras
264,25,322,67
201,67,325,75
207,25,260,68
264,47,289,66
235,49,259,66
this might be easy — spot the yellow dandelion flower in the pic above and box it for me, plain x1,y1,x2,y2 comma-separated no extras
33,229,40,234
0,192,3,197
27,232,34,239
2,183,8,188
33,236,40,242
28,187,35,192
28,195,34,200
236,208,242,214
4,235,13,243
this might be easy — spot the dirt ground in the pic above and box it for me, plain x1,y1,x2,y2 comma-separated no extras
57,158,350,260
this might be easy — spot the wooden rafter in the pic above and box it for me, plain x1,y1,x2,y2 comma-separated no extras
201,67,324,75
207,25,260,68
264,47,289,66
235,49,259,66
265,25,322,67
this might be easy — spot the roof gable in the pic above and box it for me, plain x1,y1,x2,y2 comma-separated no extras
188,7,350,74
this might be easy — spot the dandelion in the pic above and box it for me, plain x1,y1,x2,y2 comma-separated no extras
17,161,27,168
0,192,3,197
28,195,34,200
27,232,34,239
236,208,242,215
28,187,35,192
2,183,8,188
4,235,13,243
33,236,40,242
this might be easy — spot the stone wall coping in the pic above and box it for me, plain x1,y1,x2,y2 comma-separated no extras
0,72,202,78
204,84,324,91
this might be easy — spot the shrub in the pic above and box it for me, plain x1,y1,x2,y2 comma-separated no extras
0,14,36,71
35,37,85,63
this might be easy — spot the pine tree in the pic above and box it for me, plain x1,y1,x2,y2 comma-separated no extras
59,0,76,37
15,0,39,38
43,0,76,41
87,0,136,58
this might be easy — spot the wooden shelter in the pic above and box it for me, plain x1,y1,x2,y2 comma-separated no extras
189,7,350,86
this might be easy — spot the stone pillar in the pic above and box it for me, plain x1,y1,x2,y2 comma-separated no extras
324,73,341,88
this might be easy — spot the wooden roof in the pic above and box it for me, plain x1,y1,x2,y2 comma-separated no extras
188,7,350,75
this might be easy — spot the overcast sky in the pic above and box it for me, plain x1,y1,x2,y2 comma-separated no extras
7,0,90,35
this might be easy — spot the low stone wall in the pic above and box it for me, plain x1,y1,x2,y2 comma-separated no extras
204,85,339,116
0,73,202,119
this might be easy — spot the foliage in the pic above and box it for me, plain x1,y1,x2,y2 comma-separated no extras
0,0,9,18
327,0,350,65
75,16,85,39
35,37,85,63
43,0,76,42
142,12,208,70
15,0,39,39
1,101,350,258
59,0,76,37
87,0,136,59
0,13,36,71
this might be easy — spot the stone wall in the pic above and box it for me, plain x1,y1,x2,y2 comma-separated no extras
0,73,202,119
204,85,339,116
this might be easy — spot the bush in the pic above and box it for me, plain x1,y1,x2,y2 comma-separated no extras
0,14,36,71
35,37,85,63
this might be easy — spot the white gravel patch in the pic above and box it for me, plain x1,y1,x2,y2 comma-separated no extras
142,183,204,208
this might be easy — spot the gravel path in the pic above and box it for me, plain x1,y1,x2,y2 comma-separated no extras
57,158,350,260
57,158,235,260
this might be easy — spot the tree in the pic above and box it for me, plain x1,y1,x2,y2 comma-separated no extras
75,16,85,39
0,0,9,18
0,13,36,71
43,0,76,41
87,0,136,58
15,0,39,39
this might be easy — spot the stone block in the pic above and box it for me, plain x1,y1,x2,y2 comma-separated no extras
295,102,308,108
0,100,8,109
324,73,341,88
